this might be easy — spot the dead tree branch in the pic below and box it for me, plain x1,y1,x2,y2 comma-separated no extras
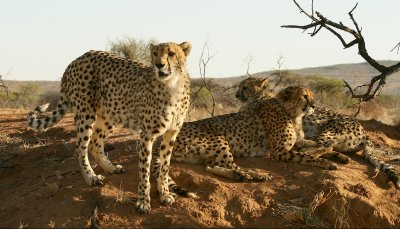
391,42,400,54
272,55,287,89
189,42,217,118
0,75,9,99
243,55,254,78
282,0,400,102
89,206,101,229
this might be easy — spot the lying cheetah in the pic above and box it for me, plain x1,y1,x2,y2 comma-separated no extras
236,77,400,188
152,85,337,196
28,42,192,213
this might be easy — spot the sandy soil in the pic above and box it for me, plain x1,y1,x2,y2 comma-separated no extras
1,108,399,228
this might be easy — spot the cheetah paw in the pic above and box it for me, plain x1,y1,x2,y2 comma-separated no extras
89,174,105,186
113,165,125,174
335,154,351,164
253,173,272,182
136,199,151,214
235,171,253,181
327,163,338,170
160,192,176,205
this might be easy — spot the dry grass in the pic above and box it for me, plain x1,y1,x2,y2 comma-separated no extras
272,190,334,228
17,221,28,229
115,182,135,205
332,197,350,229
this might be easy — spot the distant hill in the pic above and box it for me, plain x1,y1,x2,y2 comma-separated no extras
212,60,400,95
3,80,60,92
4,60,400,95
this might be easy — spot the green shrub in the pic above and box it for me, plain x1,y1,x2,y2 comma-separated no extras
191,86,213,108
305,75,357,109
107,36,157,65
306,75,344,93
0,82,41,109
38,91,60,110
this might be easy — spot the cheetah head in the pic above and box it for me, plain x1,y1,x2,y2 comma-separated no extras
150,42,191,80
235,77,275,102
276,85,315,118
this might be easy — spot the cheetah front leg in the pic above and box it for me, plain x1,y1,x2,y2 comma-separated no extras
157,130,179,205
205,139,271,182
136,135,154,214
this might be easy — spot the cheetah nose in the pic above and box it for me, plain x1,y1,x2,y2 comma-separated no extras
155,63,165,69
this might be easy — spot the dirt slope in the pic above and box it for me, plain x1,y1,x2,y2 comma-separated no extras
0,109,399,228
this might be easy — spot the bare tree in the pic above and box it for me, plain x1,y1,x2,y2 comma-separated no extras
190,41,217,118
391,42,400,54
271,55,289,89
281,0,400,103
243,55,254,77
0,75,9,99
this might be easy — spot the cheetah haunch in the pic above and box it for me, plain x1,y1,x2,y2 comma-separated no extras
28,41,192,213
236,77,400,188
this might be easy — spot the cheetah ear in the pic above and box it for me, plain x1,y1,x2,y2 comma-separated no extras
179,42,192,56
279,88,291,101
150,43,156,51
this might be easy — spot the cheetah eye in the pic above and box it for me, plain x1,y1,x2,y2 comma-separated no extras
168,51,175,57
153,51,158,56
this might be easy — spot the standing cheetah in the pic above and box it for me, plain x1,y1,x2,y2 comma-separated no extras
27,42,192,213
152,85,337,196
236,77,400,188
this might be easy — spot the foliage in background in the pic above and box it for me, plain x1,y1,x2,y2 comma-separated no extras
305,75,358,109
1,35,398,124
107,36,157,64
0,83,41,109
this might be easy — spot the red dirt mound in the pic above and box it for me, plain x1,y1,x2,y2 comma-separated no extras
0,109,399,228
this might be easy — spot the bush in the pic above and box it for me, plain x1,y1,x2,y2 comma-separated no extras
270,71,307,88
305,75,357,109
107,36,157,64
38,91,60,110
306,75,344,94
191,86,213,108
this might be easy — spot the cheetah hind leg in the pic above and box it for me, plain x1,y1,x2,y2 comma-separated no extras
274,148,338,170
75,114,105,186
88,115,125,174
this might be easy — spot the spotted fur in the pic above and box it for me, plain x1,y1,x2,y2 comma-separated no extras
236,77,400,188
27,41,193,213
152,85,337,196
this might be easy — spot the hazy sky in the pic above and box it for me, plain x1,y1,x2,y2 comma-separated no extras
1,0,399,81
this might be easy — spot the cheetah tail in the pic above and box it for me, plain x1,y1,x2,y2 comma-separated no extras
151,150,198,198
167,177,199,199
27,98,68,132
364,141,399,188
